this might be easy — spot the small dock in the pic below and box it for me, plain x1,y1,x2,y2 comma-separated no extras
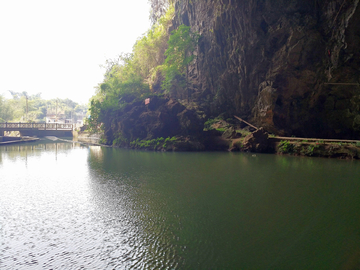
0,136,40,145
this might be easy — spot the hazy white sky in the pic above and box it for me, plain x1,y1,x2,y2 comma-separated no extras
0,0,151,104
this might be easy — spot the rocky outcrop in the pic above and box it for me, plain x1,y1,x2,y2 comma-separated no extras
173,0,360,139
104,96,204,144
242,128,270,152
276,140,360,159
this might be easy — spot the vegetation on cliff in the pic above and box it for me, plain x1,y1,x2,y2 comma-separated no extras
87,5,174,135
87,3,201,145
161,24,200,97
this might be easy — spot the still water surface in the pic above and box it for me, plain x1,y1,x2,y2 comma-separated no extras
1,140,360,269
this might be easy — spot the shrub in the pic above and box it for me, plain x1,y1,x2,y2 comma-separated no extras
204,118,216,131
306,145,315,156
129,136,177,150
278,140,294,153
112,133,128,146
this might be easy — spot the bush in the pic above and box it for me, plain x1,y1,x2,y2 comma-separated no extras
278,140,294,153
112,133,128,146
306,145,315,156
203,118,217,131
129,136,177,150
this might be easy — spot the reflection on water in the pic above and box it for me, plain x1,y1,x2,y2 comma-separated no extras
0,141,81,161
1,141,360,269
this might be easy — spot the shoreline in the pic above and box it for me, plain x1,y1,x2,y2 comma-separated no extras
230,129,360,159
0,136,40,145
3,132,359,160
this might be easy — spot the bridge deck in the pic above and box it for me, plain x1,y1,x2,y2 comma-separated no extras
0,123,73,131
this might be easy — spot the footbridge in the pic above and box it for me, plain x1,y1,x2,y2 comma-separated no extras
0,122,74,137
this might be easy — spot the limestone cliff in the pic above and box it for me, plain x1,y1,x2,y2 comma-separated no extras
174,0,360,139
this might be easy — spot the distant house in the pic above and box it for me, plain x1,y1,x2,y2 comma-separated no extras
45,108,86,125
45,113,66,124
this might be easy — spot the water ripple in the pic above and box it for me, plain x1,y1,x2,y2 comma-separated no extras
2,144,360,269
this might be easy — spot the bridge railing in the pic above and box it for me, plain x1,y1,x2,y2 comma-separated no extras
0,122,73,130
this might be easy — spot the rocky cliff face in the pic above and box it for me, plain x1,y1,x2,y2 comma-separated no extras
102,96,204,144
174,0,360,139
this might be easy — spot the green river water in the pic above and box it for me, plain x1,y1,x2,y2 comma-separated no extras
0,140,360,269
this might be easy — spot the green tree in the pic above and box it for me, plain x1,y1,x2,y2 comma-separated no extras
1,93,83,123
161,25,199,99
0,95,14,122
87,4,200,139
133,8,173,78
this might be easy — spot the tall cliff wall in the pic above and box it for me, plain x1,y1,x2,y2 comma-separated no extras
174,0,360,138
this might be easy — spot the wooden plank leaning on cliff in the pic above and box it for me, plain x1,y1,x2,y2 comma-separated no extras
234,115,259,130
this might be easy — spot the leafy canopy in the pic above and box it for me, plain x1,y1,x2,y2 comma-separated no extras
87,5,200,139
161,24,200,94
87,6,175,133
